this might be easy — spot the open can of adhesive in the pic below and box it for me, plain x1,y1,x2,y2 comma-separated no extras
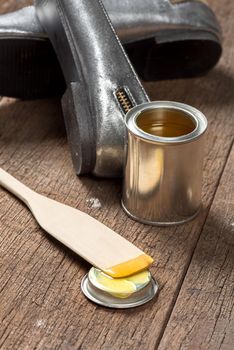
122,101,208,226
81,268,159,308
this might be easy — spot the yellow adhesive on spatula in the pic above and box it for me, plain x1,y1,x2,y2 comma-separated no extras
0,168,154,281
103,254,154,278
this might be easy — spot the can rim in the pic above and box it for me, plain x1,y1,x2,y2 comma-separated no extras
81,272,159,309
125,101,208,144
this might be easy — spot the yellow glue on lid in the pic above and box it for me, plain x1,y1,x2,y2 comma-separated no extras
103,254,154,278
89,267,152,299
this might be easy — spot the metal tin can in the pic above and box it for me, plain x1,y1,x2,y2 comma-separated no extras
122,101,208,226
81,269,159,309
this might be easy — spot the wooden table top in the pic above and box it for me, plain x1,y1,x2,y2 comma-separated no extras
0,1,233,349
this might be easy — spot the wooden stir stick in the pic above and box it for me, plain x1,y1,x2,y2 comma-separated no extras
0,169,153,278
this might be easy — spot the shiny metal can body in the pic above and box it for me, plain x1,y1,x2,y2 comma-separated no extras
122,101,208,226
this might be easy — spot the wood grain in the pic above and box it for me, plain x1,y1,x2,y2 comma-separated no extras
0,0,233,349
158,145,234,350
0,168,151,274
0,0,32,13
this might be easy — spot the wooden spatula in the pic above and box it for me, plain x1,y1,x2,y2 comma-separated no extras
0,169,153,277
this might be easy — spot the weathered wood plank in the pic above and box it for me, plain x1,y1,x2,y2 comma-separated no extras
158,144,234,350
0,0,233,349
0,0,32,13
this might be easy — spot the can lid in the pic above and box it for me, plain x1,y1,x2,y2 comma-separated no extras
125,101,208,144
81,272,159,309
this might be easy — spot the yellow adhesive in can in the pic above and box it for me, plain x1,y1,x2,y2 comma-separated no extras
88,268,151,299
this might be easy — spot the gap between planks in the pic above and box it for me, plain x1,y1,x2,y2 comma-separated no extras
152,140,234,350
157,141,234,350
